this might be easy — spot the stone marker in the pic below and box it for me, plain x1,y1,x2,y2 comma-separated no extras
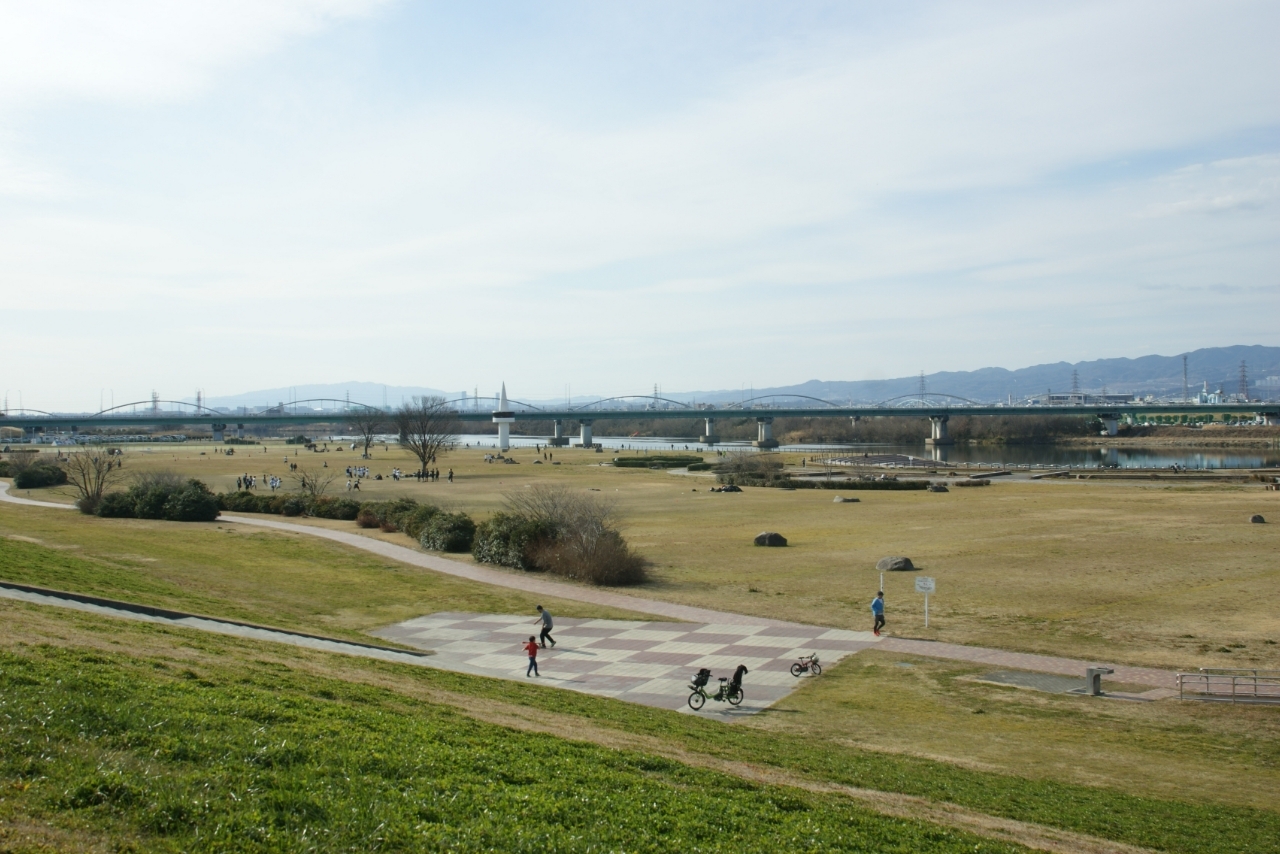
1251,514,1266,524
833,495,860,503
754,532,788,547
876,556,915,571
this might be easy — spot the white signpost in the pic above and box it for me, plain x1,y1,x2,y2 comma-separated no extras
915,576,936,627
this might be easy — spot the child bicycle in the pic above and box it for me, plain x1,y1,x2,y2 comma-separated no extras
790,653,822,678
687,665,748,710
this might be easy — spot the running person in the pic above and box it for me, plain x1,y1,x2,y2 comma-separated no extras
871,591,885,636
535,605,556,648
524,636,540,677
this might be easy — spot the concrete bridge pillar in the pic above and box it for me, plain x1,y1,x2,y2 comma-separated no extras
579,420,594,447
926,415,953,446
1099,415,1119,436
700,417,718,445
548,419,569,446
236,424,245,439
212,423,226,442
753,417,778,449
1260,411,1280,426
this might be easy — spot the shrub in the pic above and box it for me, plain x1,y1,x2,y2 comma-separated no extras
355,509,380,529
420,512,476,553
532,528,647,585
162,481,220,522
397,505,440,540
0,461,11,477
311,497,361,520
687,462,712,472
284,435,313,445
472,512,556,571
14,464,68,489
96,491,137,518
279,496,308,516
612,455,707,469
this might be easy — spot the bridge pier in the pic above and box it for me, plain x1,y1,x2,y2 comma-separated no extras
926,415,953,446
212,423,226,442
236,423,245,440
753,417,779,449
1260,411,1280,427
1099,415,1119,436
700,417,719,445
548,419,569,446
579,420,594,447
491,383,515,451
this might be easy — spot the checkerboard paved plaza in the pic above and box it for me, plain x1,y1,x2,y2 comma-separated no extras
372,613,880,717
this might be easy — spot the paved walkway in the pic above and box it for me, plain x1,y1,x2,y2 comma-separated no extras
374,612,877,717
0,481,75,509
0,581,433,668
0,482,1178,695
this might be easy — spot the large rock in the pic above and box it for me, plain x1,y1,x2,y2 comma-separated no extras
876,556,915,572
1251,514,1266,524
754,532,788,547
833,495,860,503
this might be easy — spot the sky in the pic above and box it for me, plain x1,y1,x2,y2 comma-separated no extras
2,0,1278,412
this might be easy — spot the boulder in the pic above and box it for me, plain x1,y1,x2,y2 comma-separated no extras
876,556,915,572
833,495,860,503
754,532,788,547
1251,514,1266,524
928,484,949,492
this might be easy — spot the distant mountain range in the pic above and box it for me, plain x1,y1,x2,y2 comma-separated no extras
205,346,1280,410
683,345,1280,405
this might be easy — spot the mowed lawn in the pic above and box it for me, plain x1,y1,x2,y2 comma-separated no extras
13,438,1277,669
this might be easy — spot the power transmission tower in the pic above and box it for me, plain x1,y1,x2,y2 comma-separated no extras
1182,355,1189,403
1239,361,1249,400
918,372,926,403
1071,369,1080,396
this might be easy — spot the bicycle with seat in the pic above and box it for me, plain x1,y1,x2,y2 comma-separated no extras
688,665,747,710
790,653,822,678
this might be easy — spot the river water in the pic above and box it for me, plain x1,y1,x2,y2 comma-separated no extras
452,434,1280,470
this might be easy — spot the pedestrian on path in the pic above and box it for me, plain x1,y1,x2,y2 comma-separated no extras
535,605,556,648
871,591,885,636
524,636,540,677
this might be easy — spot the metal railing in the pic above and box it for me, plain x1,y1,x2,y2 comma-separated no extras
1177,669,1280,704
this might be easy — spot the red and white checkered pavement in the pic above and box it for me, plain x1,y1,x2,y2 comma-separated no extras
372,613,881,717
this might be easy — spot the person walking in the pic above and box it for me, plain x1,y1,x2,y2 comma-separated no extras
523,635,540,677
871,591,885,636
535,605,556,648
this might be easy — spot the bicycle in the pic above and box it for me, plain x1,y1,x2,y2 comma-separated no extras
687,666,746,710
790,653,822,678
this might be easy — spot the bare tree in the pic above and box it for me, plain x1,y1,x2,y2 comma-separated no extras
346,408,387,459
290,466,337,497
63,449,125,514
395,396,459,476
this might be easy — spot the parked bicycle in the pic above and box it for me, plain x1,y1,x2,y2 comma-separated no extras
688,665,748,710
790,653,822,678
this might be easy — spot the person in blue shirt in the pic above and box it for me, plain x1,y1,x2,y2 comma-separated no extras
871,592,885,636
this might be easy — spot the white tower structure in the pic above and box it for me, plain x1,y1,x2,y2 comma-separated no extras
492,383,515,451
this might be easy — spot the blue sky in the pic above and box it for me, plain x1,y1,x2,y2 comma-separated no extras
2,0,1278,411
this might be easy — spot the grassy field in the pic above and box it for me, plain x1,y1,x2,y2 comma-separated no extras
2,509,1278,819
2,600,1278,854
0,503,649,641
12,438,1276,669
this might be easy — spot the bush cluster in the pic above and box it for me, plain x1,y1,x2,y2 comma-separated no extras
12,463,69,489
471,485,647,585
284,435,313,445
97,476,220,522
215,492,362,520
352,499,441,538
716,471,929,490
